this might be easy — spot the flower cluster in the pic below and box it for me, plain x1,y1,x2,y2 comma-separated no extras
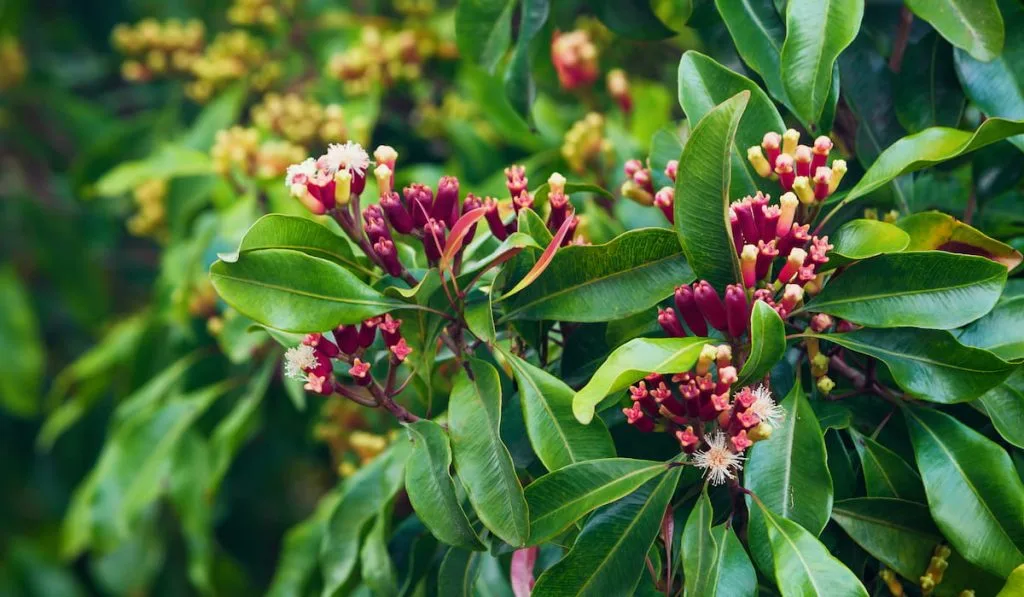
187,30,279,101
112,19,206,82
211,126,307,179
127,178,168,240
0,36,26,90
746,130,847,204
227,0,292,27
283,314,412,397
620,158,663,209
623,344,782,484
561,113,612,175
326,26,452,95
551,29,599,90
251,93,355,146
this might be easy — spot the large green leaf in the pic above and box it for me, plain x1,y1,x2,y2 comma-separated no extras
897,211,1023,271
779,0,863,124
360,513,398,596
437,547,481,597
320,443,410,596
893,32,966,133
831,498,1002,596
827,219,910,268
953,0,1024,151
905,405,1024,576
978,368,1024,449
906,0,1004,62
227,214,372,277
848,429,925,502
752,500,868,597
808,328,1015,403
524,458,668,545
709,523,757,597
404,421,484,551
958,295,1024,361
573,337,708,424
501,351,615,471
500,228,693,322
448,359,529,547
593,0,675,39
802,252,1007,329
736,301,785,387
682,488,717,597
210,249,403,333
503,0,549,117
0,265,43,417
531,467,681,596
455,0,515,73
677,51,785,196
844,118,1024,203
674,91,748,291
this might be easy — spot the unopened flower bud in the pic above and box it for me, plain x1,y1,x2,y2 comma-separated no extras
623,403,655,432
374,164,393,197
781,283,804,312
621,179,654,206
741,244,759,288
829,159,847,194
747,146,772,178
733,199,759,246
379,314,402,346
816,375,835,395
664,160,678,182
813,167,831,200
333,324,360,354
606,68,632,113
812,136,832,172
775,153,795,191
373,238,402,277
793,176,815,205
334,169,352,205
697,344,718,376
811,352,830,377
461,194,483,245
434,176,460,228
747,422,773,442
810,313,833,332
658,307,687,338
422,218,446,263
776,192,799,238
762,132,781,166
782,128,800,157
725,284,749,338
483,198,508,241
513,190,534,214
674,285,708,337
380,191,414,234
624,159,643,178
694,281,729,332
374,145,397,170
777,248,807,283
358,318,379,348
794,145,813,177
718,365,738,385
404,183,434,229
654,187,675,223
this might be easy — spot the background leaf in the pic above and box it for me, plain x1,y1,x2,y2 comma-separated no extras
893,32,966,133
455,0,516,73
897,211,1023,271
848,429,925,501
906,0,1004,62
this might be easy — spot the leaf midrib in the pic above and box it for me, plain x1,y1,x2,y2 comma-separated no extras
806,269,1003,310
831,336,1006,374
210,272,393,307
507,356,579,465
530,465,664,530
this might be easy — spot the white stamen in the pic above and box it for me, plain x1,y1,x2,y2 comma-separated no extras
284,344,318,380
692,431,745,485
323,141,370,176
749,385,785,427
285,158,317,188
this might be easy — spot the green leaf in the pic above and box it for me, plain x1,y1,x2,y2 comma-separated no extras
448,358,529,546
464,66,542,151
753,500,868,597
848,429,925,502
831,497,1001,595
714,0,789,109
437,547,481,597
531,467,681,596
807,328,1016,403
744,382,833,545
228,214,373,277
827,219,910,268
707,523,757,597
360,513,398,596
682,488,717,597
897,211,1023,271
593,0,675,39
500,228,693,322
958,295,1024,361
736,301,785,387
267,491,341,597
500,351,615,471
94,144,213,197
677,52,785,197
0,265,43,417
905,405,1024,576
210,249,403,333
978,368,1024,449
906,0,1004,62
404,420,484,551
524,458,667,545
893,33,966,133
674,91,749,291
844,118,1024,203
779,0,863,124
953,0,1024,151
504,0,549,117
998,565,1024,597
320,443,411,596
803,252,1006,329
181,84,247,150
573,337,708,424
455,0,515,73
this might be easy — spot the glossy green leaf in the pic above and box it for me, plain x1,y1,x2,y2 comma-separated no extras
437,547,481,597
674,91,748,291
501,228,693,322
844,118,1024,203
848,429,925,502
524,458,667,545
998,565,1024,597
905,405,1024,576
359,514,397,596
593,0,675,39
94,144,213,197
831,497,1002,595
753,500,868,597
455,0,515,73
893,32,966,133
906,0,1004,62
959,295,1024,361
803,252,1007,329
780,0,863,124
708,523,757,597
226,214,371,275
953,0,1024,151
897,211,1023,271
404,421,484,551
210,249,403,333
573,337,708,424
531,467,681,596
501,351,615,471
808,328,1016,403
503,0,549,117
0,265,43,417
978,368,1024,449
320,443,410,596
682,488,717,597
736,301,786,387
677,52,785,196
448,359,529,546
267,491,341,597
827,219,910,268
